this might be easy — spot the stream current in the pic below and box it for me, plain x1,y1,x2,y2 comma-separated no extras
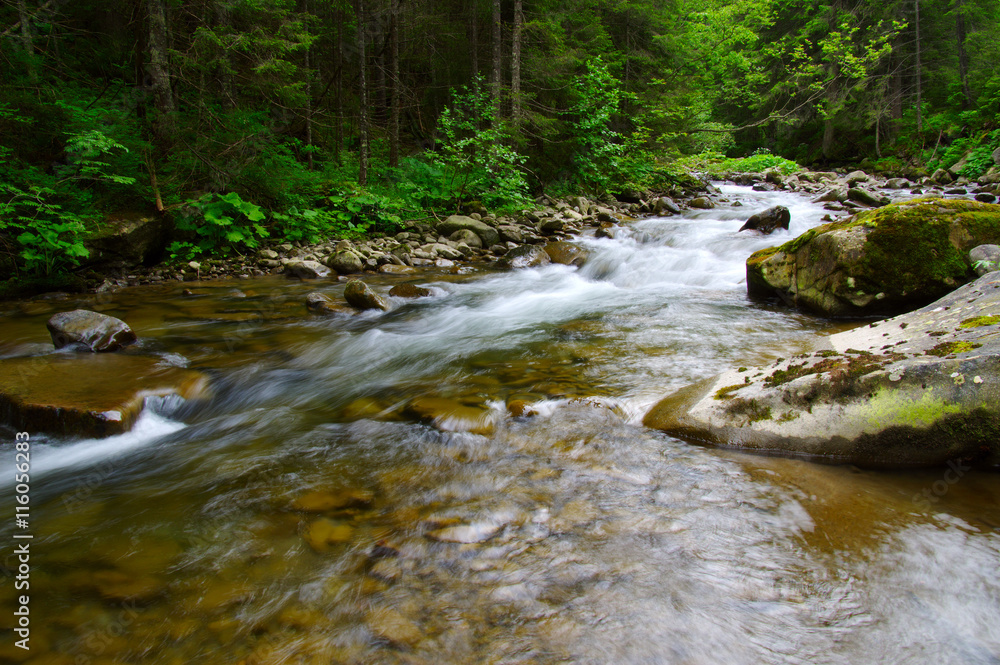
1,185,999,664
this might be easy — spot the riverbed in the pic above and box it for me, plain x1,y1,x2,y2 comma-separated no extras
1,185,998,664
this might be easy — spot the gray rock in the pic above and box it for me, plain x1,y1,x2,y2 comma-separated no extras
645,272,1000,468
812,187,847,204
47,310,138,352
499,245,551,269
975,193,997,204
326,250,364,274
847,188,888,207
449,228,482,248
344,280,390,311
653,197,681,216
286,260,331,280
739,206,790,234
258,249,279,260
539,218,565,235
993,146,1000,166
689,197,715,209
845,170,869,186
970,245,1000,275
884,178,910,189
498,225,524,244
543,241,588,267
931,168,954,185
306,292,352,315
436,215,499,247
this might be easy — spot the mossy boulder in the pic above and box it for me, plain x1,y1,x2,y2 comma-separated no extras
644,272,1000,468
746,198,1000,316
83,212,171,270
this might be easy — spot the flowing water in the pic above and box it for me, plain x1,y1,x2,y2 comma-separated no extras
2,186,999,664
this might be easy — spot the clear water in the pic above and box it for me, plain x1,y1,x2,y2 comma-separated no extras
1,186,998,664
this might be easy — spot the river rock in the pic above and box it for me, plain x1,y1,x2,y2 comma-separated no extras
644,272,1000,468
305,292,353,315
449,228,482,248
739,206,790,234
812,187,847,203
344,280,390,311
970,244,1000,275
436,215,499,247
544,241,588,267
885,178,911,189
404,396,496,435
378,263,416,274
689,197,715,210
931,168,954,185
847,188,888,208
47,309,137,352
326,250,364,274
389,283,431,298
499,245,551,269
365,608,423,648
653,197,681,216
0,354,209,438
82,213,170,270
539,218,566,234
286,260,331,280
845,170,869,186
746,198,1000,316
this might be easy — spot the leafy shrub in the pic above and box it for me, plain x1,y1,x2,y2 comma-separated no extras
676,149,802,177
169,192,269,260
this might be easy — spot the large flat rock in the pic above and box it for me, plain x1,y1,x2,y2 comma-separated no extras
645,272,1000,468
0,354,209,438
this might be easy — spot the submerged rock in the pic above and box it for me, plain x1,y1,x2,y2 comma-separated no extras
739,206,790,234
405,396,496,435
388,283,431,298
47,309,137,352
747,198,1000,316
344,280,390,311
305,292,353,315
645,272,1000,468
0,354,209,438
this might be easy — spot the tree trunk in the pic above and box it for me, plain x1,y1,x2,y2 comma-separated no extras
955,0,972,108
335,13,343,164
16,0,37,82
304,0,314,170
490,0,501,107
914,0,922,133
511,0,523,132
389,0,400,167
147,0,175,140
356,0,369,186
468,0,478,77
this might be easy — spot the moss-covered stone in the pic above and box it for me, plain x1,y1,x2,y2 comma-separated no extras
746,198,1000,316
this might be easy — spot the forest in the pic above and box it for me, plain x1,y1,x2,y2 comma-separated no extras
1,0,999,278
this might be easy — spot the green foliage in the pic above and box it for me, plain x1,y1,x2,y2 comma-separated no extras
959,130,1000,179
170,192,269,259
566,57,627,192
432,77,530,210
272,186,402,243
677,149,802,177
0,183,90,276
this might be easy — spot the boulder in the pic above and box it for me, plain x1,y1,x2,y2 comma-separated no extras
436,215,499,248
653,197,681,216
0,354,209,438
47,310,137,352
844,170,869,186
82,213,170,270
884,178,911,190
497,225,524,244
970,244,1000,275
286,260,331,280
449,228,482,248
746,198,1000,316
689,197,715,210
306,292,353,315
644,272,1000,468
543,241,588,267
389,283,431,298
931,168,954,186
539,218,566,235
847,188,888,208
993,146,1000,166
739,206,790,234
378,264,417,275
344,280,390,311
812,187,847,204
498,245,551,269
326,250,364,274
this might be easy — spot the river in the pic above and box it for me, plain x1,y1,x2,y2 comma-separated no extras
1,185,998,664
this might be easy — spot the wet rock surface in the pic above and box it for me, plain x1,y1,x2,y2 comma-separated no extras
344,279,390,311
739,205,791,234
0,353,209,437
646,272,1000,467
47,309,138,352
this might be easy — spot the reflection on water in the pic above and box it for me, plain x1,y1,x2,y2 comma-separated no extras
1,185,998,664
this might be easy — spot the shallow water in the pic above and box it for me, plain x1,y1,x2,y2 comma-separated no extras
1,186,998,664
